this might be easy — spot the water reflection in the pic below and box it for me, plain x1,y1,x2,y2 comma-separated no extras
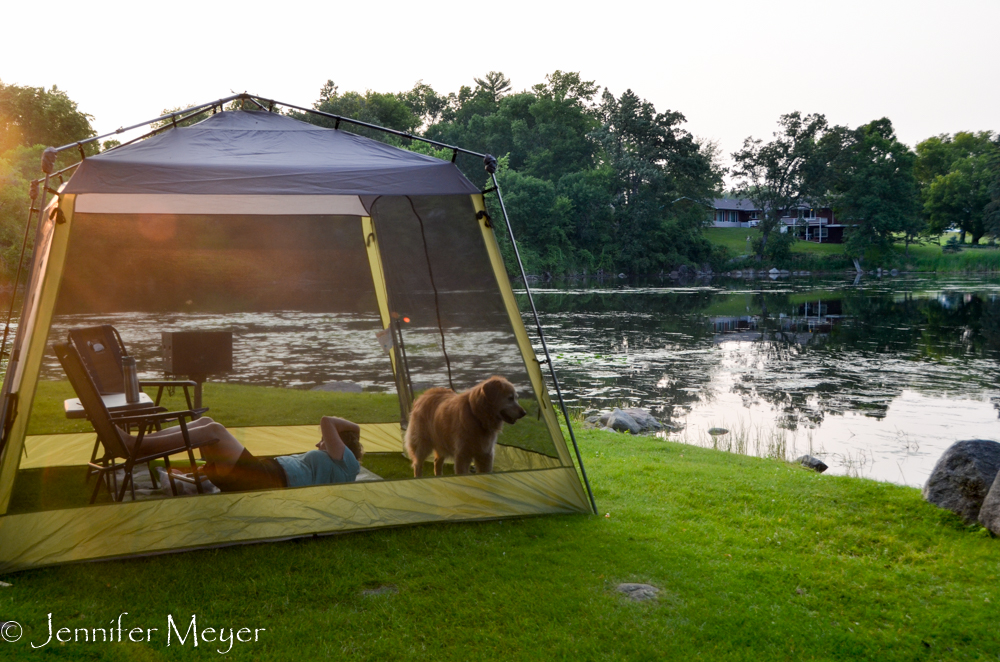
526,276,1000,486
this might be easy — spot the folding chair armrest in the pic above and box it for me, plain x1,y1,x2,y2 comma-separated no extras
109,405,167,419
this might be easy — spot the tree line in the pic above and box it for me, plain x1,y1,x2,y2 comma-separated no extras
731,112,1000,264
1,75,999,278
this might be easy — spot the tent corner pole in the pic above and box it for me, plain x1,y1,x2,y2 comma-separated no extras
487,172,598,515
0,156,53,455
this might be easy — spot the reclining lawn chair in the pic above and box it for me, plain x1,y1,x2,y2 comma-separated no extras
55,342,216,503
67,325,200,410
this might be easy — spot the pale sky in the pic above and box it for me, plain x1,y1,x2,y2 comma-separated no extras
2,0,997,167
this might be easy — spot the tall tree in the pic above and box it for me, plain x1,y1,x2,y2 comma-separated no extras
591,89,721,273
0,82,96,277
517,71,600,182
825,118,920,260
0,81,96,154
916,132,1000,244
986,170,1000,238
731,112,828,261
473,72,512,105
294,80,424,142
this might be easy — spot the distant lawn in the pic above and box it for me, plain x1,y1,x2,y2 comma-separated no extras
705,227,1000,272
2,429,997,660
705,228,844,256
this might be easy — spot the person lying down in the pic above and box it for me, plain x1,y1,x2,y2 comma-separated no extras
120,415,363,492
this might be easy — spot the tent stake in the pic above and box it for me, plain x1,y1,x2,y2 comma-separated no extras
488,170,598,515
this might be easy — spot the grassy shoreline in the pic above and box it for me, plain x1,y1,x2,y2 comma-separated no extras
2,428,996,660
705,227,1000,273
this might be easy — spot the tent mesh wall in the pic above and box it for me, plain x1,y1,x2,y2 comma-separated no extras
8,198,567,515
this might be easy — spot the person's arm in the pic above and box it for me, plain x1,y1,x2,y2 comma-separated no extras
324,416,360,436
318,416,347,461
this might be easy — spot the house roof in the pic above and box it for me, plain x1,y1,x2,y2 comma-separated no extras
713,197,757,211
713,198,827,213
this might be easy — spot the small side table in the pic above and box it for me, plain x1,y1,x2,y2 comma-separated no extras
64,392,155,419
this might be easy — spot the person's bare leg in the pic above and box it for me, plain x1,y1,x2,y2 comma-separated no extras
125,417,247,475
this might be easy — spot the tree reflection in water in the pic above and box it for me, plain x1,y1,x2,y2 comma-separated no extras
529,276,1000,484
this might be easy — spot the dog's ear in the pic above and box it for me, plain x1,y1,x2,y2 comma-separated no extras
481,376,508,404
469,380,494,428
470,377,505,428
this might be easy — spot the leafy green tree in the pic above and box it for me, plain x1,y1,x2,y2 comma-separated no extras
517,72,600,182
301,73,723,276
0,82,96,277
825,118,920,261
924,152,997,244
986,170,1000,238
916,132,1000,244
591,88,722,274
397,81,448,128
473,72,512,105
0,82,96,155
731,112,828,262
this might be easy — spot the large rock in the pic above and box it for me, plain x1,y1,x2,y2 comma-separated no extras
311,381,362,393
601,408,643,435
923,440,1000,522
979,480,1000,536
622,408,664,431
979,479,1000,534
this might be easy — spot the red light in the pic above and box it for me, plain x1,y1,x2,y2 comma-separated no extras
403,317,410,323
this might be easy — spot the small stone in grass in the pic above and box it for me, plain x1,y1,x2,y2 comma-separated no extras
617,583,659,602
361,585,398,597
796,455,829,473
0,581,10,588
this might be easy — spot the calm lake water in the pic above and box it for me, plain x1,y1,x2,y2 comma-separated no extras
15,273,1000,488
527,274,1000,487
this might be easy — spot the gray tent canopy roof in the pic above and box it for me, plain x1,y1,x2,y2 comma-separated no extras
64,110,480,197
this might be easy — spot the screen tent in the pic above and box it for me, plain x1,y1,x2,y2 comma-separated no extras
0,110,590,572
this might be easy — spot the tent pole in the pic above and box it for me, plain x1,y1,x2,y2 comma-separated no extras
48,94,245,155
0,151,56,454
487,170,598,515
265,98,488,160
49,92,487,162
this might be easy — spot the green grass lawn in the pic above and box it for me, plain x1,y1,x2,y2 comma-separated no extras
2,430,996,660
705,228,847,259
706,227,1000,272
27,381,403,435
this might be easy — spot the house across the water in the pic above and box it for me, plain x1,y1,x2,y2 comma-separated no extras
711,197,850,243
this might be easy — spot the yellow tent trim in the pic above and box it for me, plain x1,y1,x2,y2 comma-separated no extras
361,215,391,329
0,466,589,572
472,194,573,467
0,194,76,514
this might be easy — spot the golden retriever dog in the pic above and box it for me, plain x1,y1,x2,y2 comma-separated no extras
405,376,527,477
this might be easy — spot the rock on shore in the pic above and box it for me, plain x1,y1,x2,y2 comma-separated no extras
585,407,665,435
922,439,1000,523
